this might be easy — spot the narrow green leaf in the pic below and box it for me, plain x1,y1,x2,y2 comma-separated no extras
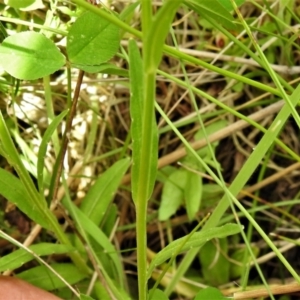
0,168,50,228
63,198,124,285
144,0,183,71
129,39,158,202
158,169,187,221
80,158,130,225
17,263,86,291
147,224,242,278
67,11,120,66
0,32,65,80
37,110,68,194
185,171,202,221
186,0,238,30
0,243,74,272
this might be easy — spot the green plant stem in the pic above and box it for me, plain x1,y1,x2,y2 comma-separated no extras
131,1,155,299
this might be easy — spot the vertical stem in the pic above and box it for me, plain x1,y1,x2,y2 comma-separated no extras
137,2,154,299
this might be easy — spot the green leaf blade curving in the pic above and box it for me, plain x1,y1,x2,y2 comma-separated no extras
147,223,242,278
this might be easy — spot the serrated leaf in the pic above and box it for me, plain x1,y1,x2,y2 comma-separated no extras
80,158,130,225
0,168,50,229
158,169,187,221
129,39,158,202
185,171,202,221
194,287,227,300
147,223,242,278
67,11,120,66
17,263,86,291
0,31,65,80
0,243,74,272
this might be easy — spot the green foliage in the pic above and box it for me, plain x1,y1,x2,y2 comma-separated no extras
80,158,130,225
185,0,245,30
0,243,74,272
4,0,35,9
0,32,65,80
1,0,300,299
158,168,202,221
147,224,242,278
37,110,68,194
193,287,227,300
0,168,49,228
66,11,120,67
199,239,230,286
17,263,87,291
144,0,183,72
148,288,169,300
230,246,260,279
129,39,157,203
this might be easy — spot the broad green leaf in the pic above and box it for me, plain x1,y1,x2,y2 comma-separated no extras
80,158,130,225
144,0,183,71
230,246,260,278
0,243,74,272
129,39,158,202
201,184,224,209
37,110,68,194
4,0,34,8
64,198,124,285
17,263,86,291
67,11,120,66
148,289,169,300
147,224,242,278
199,238,230,286
158,169,187,221
186,0,237,31
0,32,65,80
184,171,202,221
194,287,227,300
0,168,50,229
